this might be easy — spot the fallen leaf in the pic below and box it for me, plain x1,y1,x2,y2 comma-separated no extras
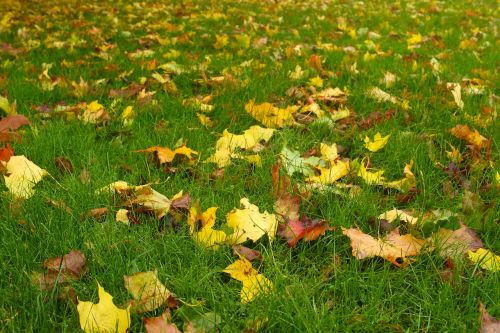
116,209,130,225
55,156,74,174
77,283,131,333
305,160,350,184
206,126,275,168
278,217,334,247
0,95,16,115
280,147,323,177
378,209,418,225
43,250,86,277
144,311,181,333
223,257,272,303
450,124,490,151
0,114,30,142
226,198,278,244
479,303,500,333
468,248,499,272
124,270,175,313
232,245,263,261
342,227,426,266
82,207,109,220
244,100,298,128
0,143,14,163
187,205,227,249
3,155,48,199
431,222,483,258
364,132,390,152
446,82,464,109
136,145,198,164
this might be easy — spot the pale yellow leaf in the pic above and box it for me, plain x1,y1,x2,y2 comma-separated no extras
3,155,48,199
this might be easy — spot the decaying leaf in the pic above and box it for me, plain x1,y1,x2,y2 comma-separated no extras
244,100,298,128
223,257,272,303
232,245,263,261
0,115,30,143
100,182,181,219
124,270,175,312
342,227,425,266
35,250,87,291
450,124,490,151
226,198,278,244
77,283,131,333
144,311,181,333
468,248,499,272
364,132,390,152
431,222,483,258
3,155,48,199
479,303,500,333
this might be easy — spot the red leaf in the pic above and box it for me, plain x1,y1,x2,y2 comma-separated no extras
0,114,30,133
232,245,263,261
278,217,333,247
43,250,86,277
0,143,14,162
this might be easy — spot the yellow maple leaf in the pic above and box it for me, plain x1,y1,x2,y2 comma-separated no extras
206,126,275,168
378,209,418,225
3,155,48,199
223,258,272,303
357,163,386,185
226,198,278,244
80,101,109,124
135,145,198,164
0,95,16,115
468,248,499,272
319,143,338,162
124,270,175,313
187,206,227,249
244,100,298,128
384,161,417,192
305,160,350,184
364,132,390,152
115,209,130,225
77,283,131,333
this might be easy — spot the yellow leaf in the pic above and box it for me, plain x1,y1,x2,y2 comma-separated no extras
309,76,323,87
77,283,131,333
226,198,278,244
214,34,228,49
468,248,500,272
244,100,298,128
206,126,275,168
305,160,350,184
197,113,214,127
446,82,464,109
364,132,390,152
135,145,198,164
319,143,338,162
357,163,386,185
223,258,272,303
0,95,16,115
3,155,48,199
187,206,227,249
80,101,109,124
115,209,130,225
124,271,175,312
378,209,418,225
384,160,417,192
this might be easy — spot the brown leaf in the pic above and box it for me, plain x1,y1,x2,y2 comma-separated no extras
55,156,74,174
44,250,86,277
232,245,263,261
431,222,483,258
171,193,191,211
480,303,500,333
82,207,108,220
461,190,483,213
0,115,30,133
109,83,144,98
342,227,426,266
144,314,181,333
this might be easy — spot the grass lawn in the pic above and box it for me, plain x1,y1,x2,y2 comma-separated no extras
0,0,498,332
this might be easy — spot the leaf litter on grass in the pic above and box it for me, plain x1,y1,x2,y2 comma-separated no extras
0,0,498,331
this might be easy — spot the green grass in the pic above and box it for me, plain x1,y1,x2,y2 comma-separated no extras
0,0,498,332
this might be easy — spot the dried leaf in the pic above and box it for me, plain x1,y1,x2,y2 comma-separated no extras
479,303,500,333
278,218,334,247
431,222,483,258
124,271,175,313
